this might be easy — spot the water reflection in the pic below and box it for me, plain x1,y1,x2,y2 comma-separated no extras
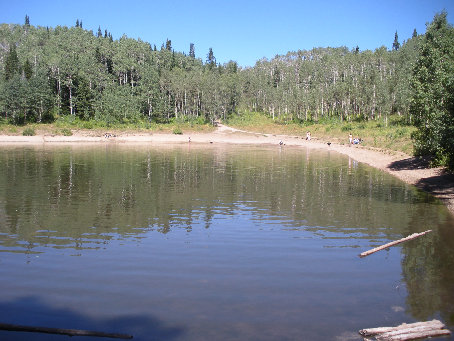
0,145,443,252
0,144,453,340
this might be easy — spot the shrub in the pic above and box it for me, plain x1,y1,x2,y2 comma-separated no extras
173,126,183,135
22,127,36,136
61,128,73,136
341,124,352,132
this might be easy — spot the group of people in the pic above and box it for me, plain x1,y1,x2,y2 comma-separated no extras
279,131,362,146
348,133,362,145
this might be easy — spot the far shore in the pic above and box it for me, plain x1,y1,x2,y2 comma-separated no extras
1,123,453,215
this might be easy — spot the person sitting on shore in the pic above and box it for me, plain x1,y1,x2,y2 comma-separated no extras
353,137,362,145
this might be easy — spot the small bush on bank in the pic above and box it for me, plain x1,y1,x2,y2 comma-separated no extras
61,128,73,136
22,127,35,136
173,127,183,135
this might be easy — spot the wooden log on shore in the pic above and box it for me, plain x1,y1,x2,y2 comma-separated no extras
359,230,432,258
0,323,133,339
359,319,451,341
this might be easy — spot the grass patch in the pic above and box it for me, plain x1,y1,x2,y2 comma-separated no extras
226,111,416,155
60,128,73,136
22,127,36,136
173,126,183,135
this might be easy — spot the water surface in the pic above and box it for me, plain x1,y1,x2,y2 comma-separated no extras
0,144,453,340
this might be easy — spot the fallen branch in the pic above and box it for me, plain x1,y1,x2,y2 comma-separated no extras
359,230,432,258
359,319,451,341
0,323,133,339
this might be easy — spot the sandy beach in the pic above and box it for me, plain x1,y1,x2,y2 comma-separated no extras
1,123,453,215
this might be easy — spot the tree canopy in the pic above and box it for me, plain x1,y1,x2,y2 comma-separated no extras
410,11,454,168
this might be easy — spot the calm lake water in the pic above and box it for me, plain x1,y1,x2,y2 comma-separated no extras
0,144,453,341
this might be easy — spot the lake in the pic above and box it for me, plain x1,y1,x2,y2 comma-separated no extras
0,144,453,341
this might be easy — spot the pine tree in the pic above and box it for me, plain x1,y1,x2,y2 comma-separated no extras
23,59,33,79
4,44,20,80
206,48,216,70
76,19,80,28
104,29,108,38
25,15,30,27
392,31,400,51
189,43,195,58
165,39,172,51
80,20,83,28
412,28,418,38
97,26,102,38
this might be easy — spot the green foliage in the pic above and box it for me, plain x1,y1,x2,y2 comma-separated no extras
4,44,20,80
22,126,35,136
393,31,400,51
173,126,183,135
60,128,73,136
410,11,454,170
341,124,353,132
23,59,33,79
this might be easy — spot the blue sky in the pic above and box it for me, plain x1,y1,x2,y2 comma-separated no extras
1,0,453,67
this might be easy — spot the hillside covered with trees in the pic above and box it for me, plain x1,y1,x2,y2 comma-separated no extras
0,12,453,168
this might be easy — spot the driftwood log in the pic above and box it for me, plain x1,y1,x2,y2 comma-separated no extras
0,322,133,339
359,319,451,340
359,230,432,258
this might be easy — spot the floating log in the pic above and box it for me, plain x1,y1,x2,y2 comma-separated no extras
359,230,432,258
359,319,451,341
0,322,133,339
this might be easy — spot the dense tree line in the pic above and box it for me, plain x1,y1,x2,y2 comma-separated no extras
0,15,419,126
0,19,240,125
0,13,453,167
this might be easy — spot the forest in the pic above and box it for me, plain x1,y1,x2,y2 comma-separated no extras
0,12,453,168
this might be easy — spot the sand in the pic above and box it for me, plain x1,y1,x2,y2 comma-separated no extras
1,123,453,215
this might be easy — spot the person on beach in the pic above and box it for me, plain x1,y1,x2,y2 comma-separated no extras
306,131,311,140
349,133,353,144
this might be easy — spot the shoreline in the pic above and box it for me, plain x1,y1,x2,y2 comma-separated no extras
1,124,453,215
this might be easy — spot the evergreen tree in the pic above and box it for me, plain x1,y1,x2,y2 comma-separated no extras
392,31,400,51
25,15,30,27
165,39,172,51
76,19,80,28
97,26,102,38
410,11,454,169
4,44,20,80
104,29,108,38
80,20,83,28
412,28,418,38
23,59,33,79
206,48,216,70
189,43,195,58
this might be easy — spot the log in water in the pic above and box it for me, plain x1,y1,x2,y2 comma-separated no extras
359,230,432,258
0,323,133,339
359,319,451,340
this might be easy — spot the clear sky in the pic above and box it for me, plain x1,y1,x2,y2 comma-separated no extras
1,0,453,67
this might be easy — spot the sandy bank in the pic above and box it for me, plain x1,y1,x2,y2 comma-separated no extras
1,124,453,215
